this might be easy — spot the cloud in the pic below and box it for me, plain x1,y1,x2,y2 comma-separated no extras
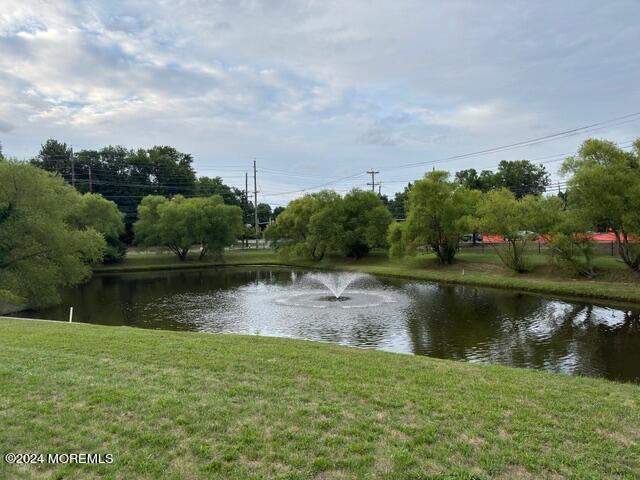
359,127,399,147
0,0,638,202
0,119,14,132
429,104,500,129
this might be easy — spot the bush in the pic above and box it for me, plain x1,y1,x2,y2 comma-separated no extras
494,236,533,273
549,233,596,278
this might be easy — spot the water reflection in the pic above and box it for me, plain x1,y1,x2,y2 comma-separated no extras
13,268,640,382
404,284,640,380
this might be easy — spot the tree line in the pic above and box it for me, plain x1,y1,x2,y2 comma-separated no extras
30,139,273,240
381,158,550,219
1,136,637,310
268,138,640,276
27,138,553,231
0,157,245,309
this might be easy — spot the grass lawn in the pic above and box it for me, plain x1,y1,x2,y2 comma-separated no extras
1,319,639,479
97,248,640,305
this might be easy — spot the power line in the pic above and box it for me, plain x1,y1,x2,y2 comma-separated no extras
382,112,640,172
257,113,640,198
70,148,76,188
376,139,636,190
27,112,640,205
258,169,329,180
262,171,368,196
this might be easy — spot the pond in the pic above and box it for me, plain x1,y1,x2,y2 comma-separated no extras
13,268,640,382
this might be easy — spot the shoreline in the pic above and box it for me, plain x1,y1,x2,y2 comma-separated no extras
94,250,640,306
0,315,633,383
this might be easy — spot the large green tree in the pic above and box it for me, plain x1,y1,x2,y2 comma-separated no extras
386,183,413,219
32,141,197,241
495,160,550,198
257,203,272,225
562,138,640,272
265,191,340,259
455,169,496,192
265,189,391,260
455,160,549,198
0,161,108,308
67,193,126,262
31,139,73,178
192,196,244,259
134,195,242,260
195,176,243,206
341,190,393,257
548,210,597,278
392,171,479,264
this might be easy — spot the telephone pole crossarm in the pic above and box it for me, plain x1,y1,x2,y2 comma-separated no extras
366,169,379,192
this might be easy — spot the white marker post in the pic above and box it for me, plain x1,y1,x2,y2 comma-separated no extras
69,307,74,323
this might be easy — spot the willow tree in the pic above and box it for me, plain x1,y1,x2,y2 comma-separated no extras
0,161,109,308
192,196,244,259
134,195,242,260
478,189,561,272
67,193,126,262
265,189,391,260
392,171,479,264
265,191,339,259
562,138,640,272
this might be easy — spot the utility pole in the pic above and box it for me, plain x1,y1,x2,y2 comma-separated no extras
253,159,259,249
88,165,93,193
366,169,379,192
245,172,249,210
245,172,249,248
70,147,76,189
378,183,382,196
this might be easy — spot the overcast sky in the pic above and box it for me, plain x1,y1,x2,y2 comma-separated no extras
1,0,639,205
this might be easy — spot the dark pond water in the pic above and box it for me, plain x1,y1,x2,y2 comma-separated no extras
14,268,640,382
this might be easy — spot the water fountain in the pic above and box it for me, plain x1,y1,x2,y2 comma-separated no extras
273,271,396,309
303,272,369,299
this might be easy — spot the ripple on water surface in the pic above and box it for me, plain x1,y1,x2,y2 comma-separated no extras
13,268,640,382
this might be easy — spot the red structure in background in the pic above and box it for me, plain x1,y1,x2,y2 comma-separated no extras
481,235,506,243
480,232,624,243
590,232,617,242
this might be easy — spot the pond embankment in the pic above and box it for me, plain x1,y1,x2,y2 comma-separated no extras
96,249,640,305
1,318,638,478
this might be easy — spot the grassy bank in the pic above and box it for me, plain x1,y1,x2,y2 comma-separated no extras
1,319,638,479
97,249,640,304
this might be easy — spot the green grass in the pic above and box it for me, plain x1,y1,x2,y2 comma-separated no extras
1,319,638,479
98,249,283,272
97,249,640,304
